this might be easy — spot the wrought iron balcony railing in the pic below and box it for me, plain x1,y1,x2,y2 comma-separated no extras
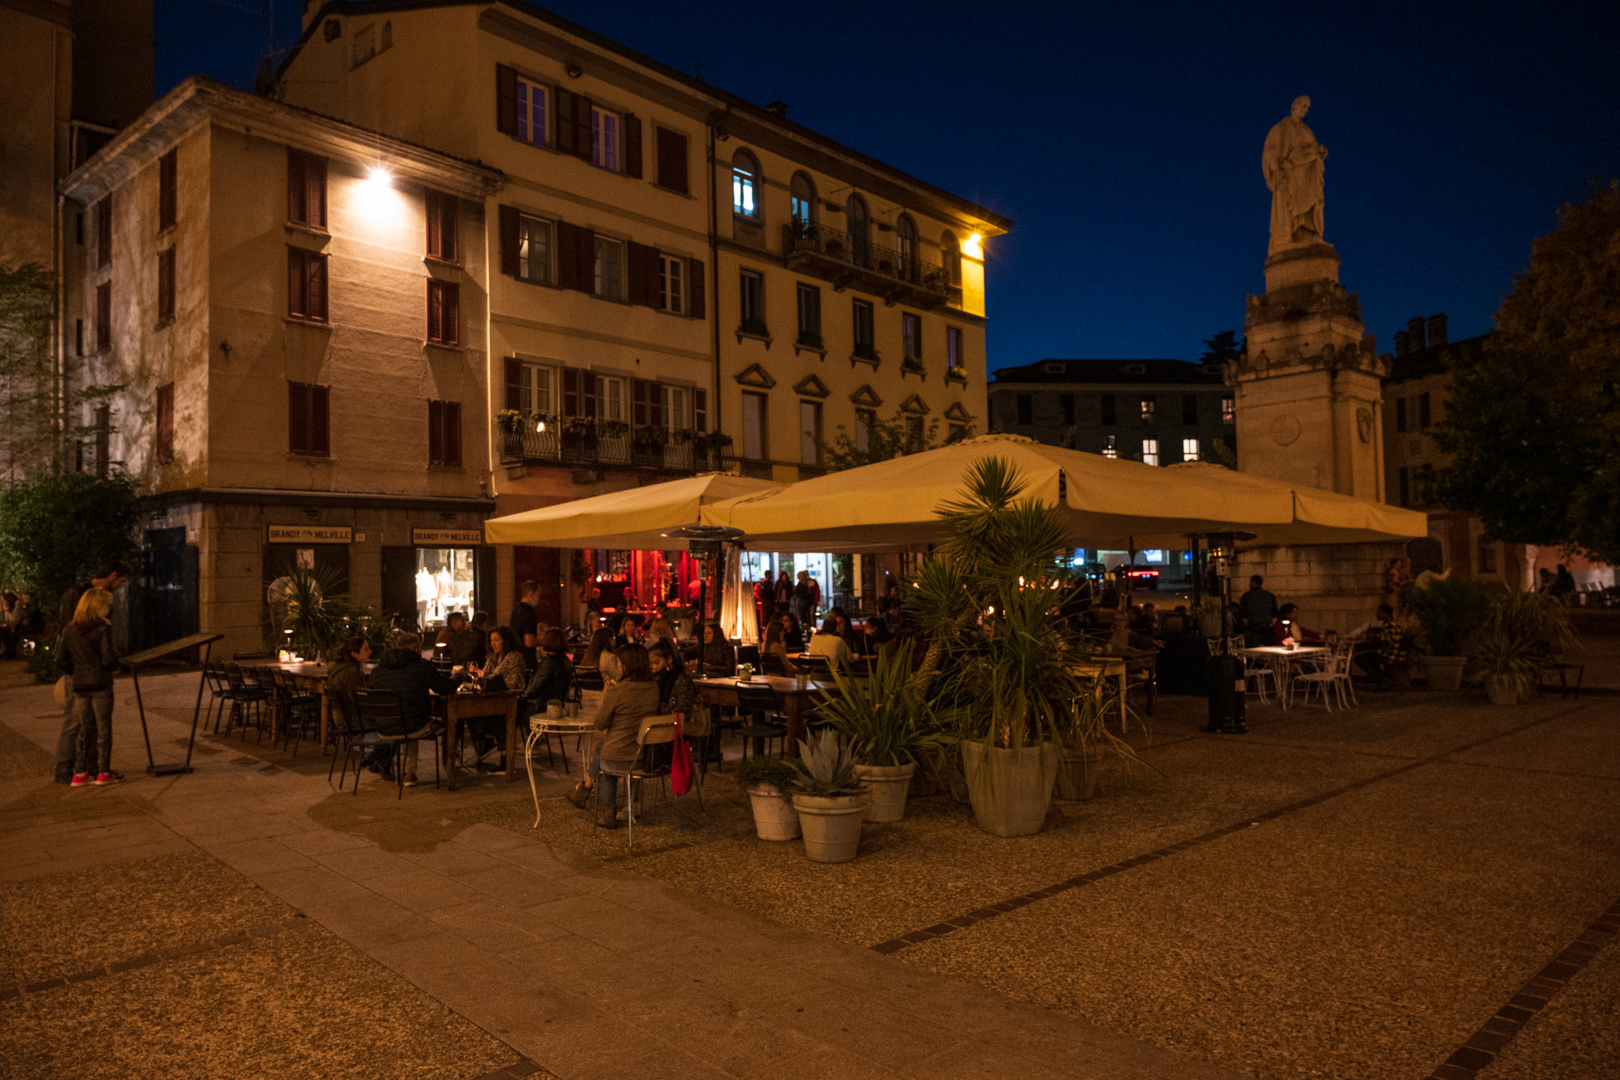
782,222,952,304
499,418,733,475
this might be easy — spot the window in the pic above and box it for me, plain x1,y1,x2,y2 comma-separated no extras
739,269,765,333
905,414,924,452
1222,397,1235,424
1015,393,1032,426
790,172,816,229
732,150,760,219
742,391,768,459
75,210,83,245
156,248,175,324
590,104,620,170
895,214,917,280
1182,394,1198,425
600,375,626,423
796,283,821,346
1398,466,1411,507
93,405,110,478
655,127,688,193
74,319,83,357
517,214,551,284
942,231,962,288
95,282,110,350
852,299,875,359
1100,394,1116,426
631,378,666,431
515,76,547,146
425,190,458,262
661,384,692,431
1140,396,1157,423
1141,438,1159,466
155,383,174,464
901,313,922,362
513,361,555,418
95,195,112,269
428,400,462,467
799,401,822,465
158,149,177,232
946,327,964,374
1102,435,1118,459
1419,391,1431,428
1477,536,1497,574
659,254,685,314
288,381,330,456
426,279,460,345
288,248,328,321
1182,437,1200,461
286,148,327,229
847,195,869,266
855,408,874,453
1395,397,1408,432
593,236,625,301
1059,394,1075,426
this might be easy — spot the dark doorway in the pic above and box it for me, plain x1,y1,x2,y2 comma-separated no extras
133,527,197,652
514,546,561,625
381,546,417,630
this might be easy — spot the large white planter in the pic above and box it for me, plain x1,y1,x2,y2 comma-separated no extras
1421,655,1468,691
792,794,867,862
959,741,1060,837
747,786,801,841
853,762,914,823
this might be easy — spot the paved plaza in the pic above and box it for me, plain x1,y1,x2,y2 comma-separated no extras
1,642,1617,1080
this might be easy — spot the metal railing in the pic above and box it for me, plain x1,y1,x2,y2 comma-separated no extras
782,222,951,299
500,420,732,473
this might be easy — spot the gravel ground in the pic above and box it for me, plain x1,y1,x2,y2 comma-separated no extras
0,710,54,781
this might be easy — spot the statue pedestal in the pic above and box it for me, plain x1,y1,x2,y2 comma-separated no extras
1263,241,1339,291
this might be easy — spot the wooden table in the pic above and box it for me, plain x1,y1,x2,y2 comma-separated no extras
693,675,832,757
1070,656,1128,730
243,661,332,745
434,689,521,790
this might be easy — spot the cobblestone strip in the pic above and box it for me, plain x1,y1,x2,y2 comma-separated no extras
1424,896,1620,1079
869,706,1581,955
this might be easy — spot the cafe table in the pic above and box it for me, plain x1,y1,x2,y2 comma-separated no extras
243,660,335,745
1237,645,1328,708
693,674,833,757
524,713,595,827
1069,656,1129,730
433,689,522,790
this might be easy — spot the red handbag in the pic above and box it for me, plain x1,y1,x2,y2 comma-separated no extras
670,715,694,795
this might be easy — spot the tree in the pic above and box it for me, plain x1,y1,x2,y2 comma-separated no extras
1198,329,1244,371
0,262,57,478
0,468,141,601
1434,182,1620,562
820,410,972,472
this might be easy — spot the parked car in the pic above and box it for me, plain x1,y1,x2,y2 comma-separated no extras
1120,565,1160,590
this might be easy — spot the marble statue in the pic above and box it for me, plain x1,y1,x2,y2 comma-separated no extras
1262,96,1327,254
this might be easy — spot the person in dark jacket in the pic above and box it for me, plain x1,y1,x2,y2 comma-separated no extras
54,563,129,784
521,627,574,716
434,612,485,666
325,636,370,734
1238,575,1280,648
363,633,451,786
61,588,120,785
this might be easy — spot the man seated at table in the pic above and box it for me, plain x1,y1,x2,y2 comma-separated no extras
1348,604,1407,690
434,612,485,666
364,633,452,786
1272,603,1324,647
856,616,893,658
807,617,854,668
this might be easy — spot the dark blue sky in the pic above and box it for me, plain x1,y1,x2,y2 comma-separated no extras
158,0,1620,370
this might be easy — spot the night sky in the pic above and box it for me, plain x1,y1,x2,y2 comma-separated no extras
157,0,1620,371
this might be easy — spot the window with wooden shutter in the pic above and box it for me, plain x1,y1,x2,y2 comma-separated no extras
554,88,593,160
155,383,175,463
626,241,657,307
654,127,689,194
632,379,664,429
157,248,175,323
286,149,327,229
96,195,112,269
425,190,458,262
687,258,704,319
288,248,328,322
289,381,330,456
498,205,521,278
496,64,519,136
426,279,460,345
556,220,592,292
95,282,110,351
694,388,707,433
158,149,177,232
562,368,581,417
622,113,642,178
592,236,624,301
428,400,462,467
518,214,552,285
505,357,523,411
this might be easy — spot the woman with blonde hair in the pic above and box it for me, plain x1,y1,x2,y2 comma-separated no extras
62,588,119,786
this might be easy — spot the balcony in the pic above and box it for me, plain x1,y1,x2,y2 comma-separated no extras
499,418,733,476
782,223,952,308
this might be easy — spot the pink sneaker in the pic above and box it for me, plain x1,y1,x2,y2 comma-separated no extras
70,773,91,787
94,772,122,786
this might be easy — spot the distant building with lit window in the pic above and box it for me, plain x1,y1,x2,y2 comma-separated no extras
988,358,1232,465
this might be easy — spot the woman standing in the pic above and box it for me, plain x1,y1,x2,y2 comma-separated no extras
62,588,119,786
569,643,661,828
793,571,813,625
774,570,792,617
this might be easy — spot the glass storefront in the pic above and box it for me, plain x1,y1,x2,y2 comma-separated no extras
414,547,476,627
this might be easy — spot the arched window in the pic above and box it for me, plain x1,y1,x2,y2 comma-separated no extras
732,149,761,220
846,194,869,268
790,172,817,232
895,214,918,282
941,230,962,288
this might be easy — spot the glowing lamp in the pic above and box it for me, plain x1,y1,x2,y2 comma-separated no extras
367,165,393,186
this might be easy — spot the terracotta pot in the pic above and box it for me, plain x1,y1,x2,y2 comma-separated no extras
747,787,800,841
1421,655,1468,691
1053,749,1101,801
1484,676,1525,706
792,794,866,862
853,762,915,822
959,741,1060,837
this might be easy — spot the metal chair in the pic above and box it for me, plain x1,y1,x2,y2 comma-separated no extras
221,663,268,740
202,661,234,732
1289,642,1356,711
268,669,321,756
354,688,440,799
591,715,688,848
732,682,786,761
328,692,373,794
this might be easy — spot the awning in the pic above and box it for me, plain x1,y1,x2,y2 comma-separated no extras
483,473,783,550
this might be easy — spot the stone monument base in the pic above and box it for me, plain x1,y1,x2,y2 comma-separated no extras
1235,541,1404,635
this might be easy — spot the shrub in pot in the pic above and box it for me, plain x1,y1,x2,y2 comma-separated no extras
1469,589,1577,706
790,730,867,863
818,642,940,822
735,755,801,840
1409,574,1491,690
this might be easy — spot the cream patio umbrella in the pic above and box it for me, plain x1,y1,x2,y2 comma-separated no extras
483,473,782,549
700,434,1426,550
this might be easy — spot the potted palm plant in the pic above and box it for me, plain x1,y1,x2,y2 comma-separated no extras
1470,589,1576,705
817,642,938,822
735,755,802,840
1408,573,1491,691
790,730,867,862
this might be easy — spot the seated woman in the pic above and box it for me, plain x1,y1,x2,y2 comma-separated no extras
761,620,798,673
568,643,661,828
326,636,370,731
807,617,854,669
699,621,735,675
780,611,805,653
647,639,699,768
644,617,675,649
520,628,574,717
1272,603,1324,646
582,627,620,683
463,626,527,762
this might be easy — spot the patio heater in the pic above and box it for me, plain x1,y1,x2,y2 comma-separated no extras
662,524,744,633
1203,532,1253,734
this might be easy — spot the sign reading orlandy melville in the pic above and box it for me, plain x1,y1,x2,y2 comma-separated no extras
267,525,353,544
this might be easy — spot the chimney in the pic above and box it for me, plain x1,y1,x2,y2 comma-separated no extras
1407,317,1428,352
1426,313,1448,347
765,101,788,117
1394,330,1409,357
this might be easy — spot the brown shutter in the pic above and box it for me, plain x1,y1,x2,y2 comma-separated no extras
157,248,175,322
694,388,707,433
97,195,112,269
582,372,599,418
622,113,642,178
554,87,576,155
428,399,443,464
288,248,303,317
156,384,174,463
443,197,458,261
555,220,578,291
158,149,177,232
576,227,595,293
626,241,651,307
312,385,330,455
96,281,110,348
308,155,327,229
504,357,523,410
632,379,649,428
425,192,440,258
498,205,521,277
287,148,305,224
687,258,705,319
445,402,462,467
427,191,458,261
444,282,460,345
655,128,688,194
427,280,441,342
289,381,309,452
310,253,328,321
562,368,580,417
496,64,518,136
572,94,594,160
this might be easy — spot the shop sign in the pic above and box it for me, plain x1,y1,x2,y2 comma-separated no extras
267,525,353,544
413,528,483,546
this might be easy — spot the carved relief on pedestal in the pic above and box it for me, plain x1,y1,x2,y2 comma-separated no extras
1269,414,1302,446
